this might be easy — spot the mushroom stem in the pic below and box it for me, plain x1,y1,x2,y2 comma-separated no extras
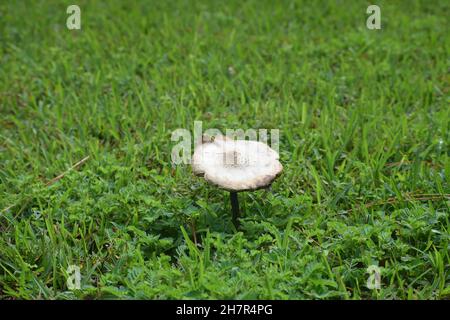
230,191,240,228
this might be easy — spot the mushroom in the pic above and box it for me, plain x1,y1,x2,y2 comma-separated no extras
192,135,283,228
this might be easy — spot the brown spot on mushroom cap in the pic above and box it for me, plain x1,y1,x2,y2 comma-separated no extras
192,135,283,191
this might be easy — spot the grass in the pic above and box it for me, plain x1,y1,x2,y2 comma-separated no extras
0,0,449,299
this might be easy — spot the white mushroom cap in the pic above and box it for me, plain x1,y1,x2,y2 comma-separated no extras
192,136,283,192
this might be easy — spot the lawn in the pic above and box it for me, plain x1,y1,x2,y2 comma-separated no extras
0,0,449,299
